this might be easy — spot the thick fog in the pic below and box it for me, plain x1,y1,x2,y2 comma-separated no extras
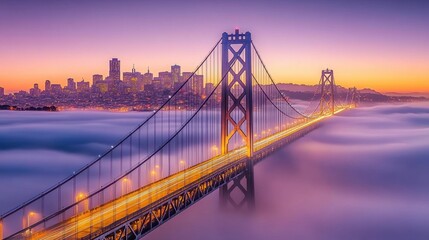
1,103,429,239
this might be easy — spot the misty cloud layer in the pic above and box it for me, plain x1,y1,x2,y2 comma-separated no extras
1,103,429,239
146,102,429,240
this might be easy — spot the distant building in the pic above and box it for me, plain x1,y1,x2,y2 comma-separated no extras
192,75,204,95
51,84,62,94
171,65,181,83
30,83,41,96
67,78,76,91
182,72,193,92
142,68,153,86
159,71,173,89
76,80,90,92
45,80,51,92
205,82,215,96
108,58,121,81
0,87,4,97
152,77,162,90
182,72,193,83
96,81,108,93
92,74,103,87
123,65,142,92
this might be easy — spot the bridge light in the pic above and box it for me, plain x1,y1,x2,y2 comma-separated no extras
211,145,219,155
179,160,186,171
26,211,36,229
122,178,131,195
75,193,88,213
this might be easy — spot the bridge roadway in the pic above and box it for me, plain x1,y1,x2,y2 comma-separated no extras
14,108,347,240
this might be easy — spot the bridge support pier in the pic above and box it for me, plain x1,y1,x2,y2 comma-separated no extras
219,158,255,210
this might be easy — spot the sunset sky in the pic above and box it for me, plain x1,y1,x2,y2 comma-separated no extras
0,0,428,93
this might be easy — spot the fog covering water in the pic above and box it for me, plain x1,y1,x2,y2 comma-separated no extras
1,102,429,239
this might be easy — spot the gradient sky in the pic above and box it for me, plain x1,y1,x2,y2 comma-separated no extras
0,0,428,93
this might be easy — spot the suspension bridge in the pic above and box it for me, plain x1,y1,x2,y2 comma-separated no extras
0,30,359,240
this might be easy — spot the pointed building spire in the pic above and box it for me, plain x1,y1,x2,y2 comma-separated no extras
132,64,136,73
147,66,150,73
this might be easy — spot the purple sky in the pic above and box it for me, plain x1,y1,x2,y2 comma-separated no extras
0,0,428,92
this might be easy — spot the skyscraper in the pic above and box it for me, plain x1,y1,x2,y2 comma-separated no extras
0,87,4,97
30,83,41,96
123,65,142,92
182,72,193,92
77,79,90,92
67,78,76,91
171,65,181,83
109,58,121,81
159,71,173,89
92,74,103,87
182,72,193,82
142,67,153,85
205,82,215,96
51,84,62,94
192,75,204,95
45,80,51,91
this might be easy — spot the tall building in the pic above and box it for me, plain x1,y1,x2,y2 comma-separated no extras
142,67,153,85
182,72,193,92
45,80,51,91
0,87,4,97
123,65,142,92
51,84,62,94
171,65,181,83
182,72,193,82
159,71,173,89
77,79,90,92
30,83,41,96
109,58,121,81
205,82,215,96
67,78,76,91
192,75,204,95
92,74,103,87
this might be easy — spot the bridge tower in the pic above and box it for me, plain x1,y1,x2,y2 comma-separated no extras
319,69,336,115
348,87,360,107
219,29,255,209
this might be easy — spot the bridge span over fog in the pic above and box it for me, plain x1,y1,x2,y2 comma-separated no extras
0,30,358,240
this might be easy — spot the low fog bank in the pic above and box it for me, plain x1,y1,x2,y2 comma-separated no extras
146,102,429,240
1,103,428,239
0,111,150,212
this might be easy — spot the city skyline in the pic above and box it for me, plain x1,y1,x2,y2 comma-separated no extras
1,0,428,93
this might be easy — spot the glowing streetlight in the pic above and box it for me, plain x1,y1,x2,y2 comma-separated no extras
122,178,131,195
150,169,157,182
27,211,35,228
211,145,219,155
179,160,186,171
75,193,87,213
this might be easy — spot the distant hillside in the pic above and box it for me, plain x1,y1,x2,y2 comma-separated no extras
384,92,429,98
271,83,427,102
